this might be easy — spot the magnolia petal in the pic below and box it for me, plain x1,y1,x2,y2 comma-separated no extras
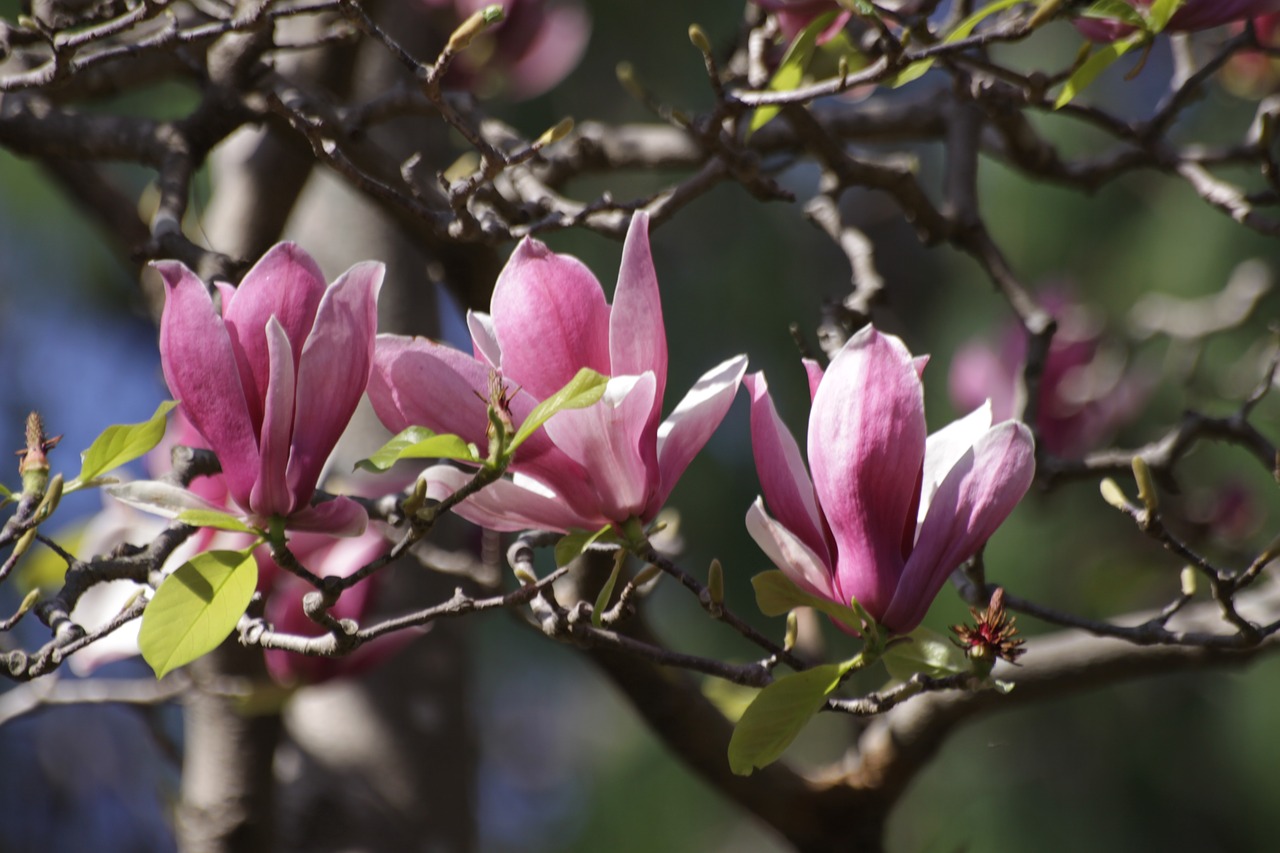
491,237,612,400
609,212,667,417
810,327,924,619
802,359,823,402
222,243,327,431
287,261,383,505
369,335,596,510
155,261,260,509
251,318,298,517
501,0,592,99
419,465,601,533
542,373,658,522
917,401,992,529
286,497,369,537
744,371,831,565
745,498,834,601
467,310,502,368
885,421,1035,633
651,354,748,516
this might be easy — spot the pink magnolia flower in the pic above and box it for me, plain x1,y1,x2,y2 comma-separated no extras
745,327,1035,635
1076,0,1280,42
370,212,748,533
752,0,852,43
259,531,408,685
948,294,1147,458
155,243,382,535
421,0,590,99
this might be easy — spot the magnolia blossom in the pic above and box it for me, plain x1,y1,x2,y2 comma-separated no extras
422,0,590,98
752,0,851,42
745,327,1035,635
259,531,408,685
151,243,381,535
949,294,1146,458
1076,0,1280,41
370,212,747,533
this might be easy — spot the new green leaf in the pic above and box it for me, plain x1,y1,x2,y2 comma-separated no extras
752,569,864,634
894,0,1023,87
356,426,479,473
728,660,856,775
882,626,970,681
748,12,836,134
176,509,260,534
509,368,609,454
1054,33,1142,108
69,401,177,490
555,523,615,567
139,549,258,678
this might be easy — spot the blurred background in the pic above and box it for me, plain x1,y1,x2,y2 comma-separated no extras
1,1,1279,851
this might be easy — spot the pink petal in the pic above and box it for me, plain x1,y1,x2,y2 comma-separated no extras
467,311,502,367
608,212,667,422
745,498,834,602
917,402,992,529
542,373,658,523
370,335,597,512
155,260,260,509
491,237,612,400
810,328,925,620
419,465,601,533
222,243,327,432
286,496,369,537
883,421,1035,633
651,354,748,516
250,318,298,518
744,371,830,565
501,0,591,99
802,359,823,401
287,261,383,505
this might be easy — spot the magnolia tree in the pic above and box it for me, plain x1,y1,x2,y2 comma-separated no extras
1,0,1279,850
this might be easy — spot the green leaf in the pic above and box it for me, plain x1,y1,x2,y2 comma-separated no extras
0,483,11,499
509,368,609,454
356,426,479,473
893,0,1023,87
882,626,971,681
175,509,259,534
555,523,614,567
1146,0,1187,32
1078,0,1146,28
592,551,626,627
69,401,177,491
748,12,836,135
751,569,864,634
139,549,259,679
1054,33,1143,108
728,660,855,775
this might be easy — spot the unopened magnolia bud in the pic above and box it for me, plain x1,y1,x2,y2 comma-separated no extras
447,4,504,53
784,611,799,651
707,558,724,605
513,566,538,585
1180,566,1197,597
837,56,849,79
16,588,38,618
536,117,575,147
1099,478,1132,511
11,527,36,560
688,23,711,54
616,62,644,100
632,564,662,589
33,473,62,522
1131,456,1158,513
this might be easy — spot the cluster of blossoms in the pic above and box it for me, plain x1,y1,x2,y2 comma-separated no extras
119,211,1046,685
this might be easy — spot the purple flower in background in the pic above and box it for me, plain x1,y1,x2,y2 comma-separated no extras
752,0,852,42
746,327,1035,635
370,212,747,534
1076,0,1280,42
949,292,1147,458
155,243,381,535
423,0,590,98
